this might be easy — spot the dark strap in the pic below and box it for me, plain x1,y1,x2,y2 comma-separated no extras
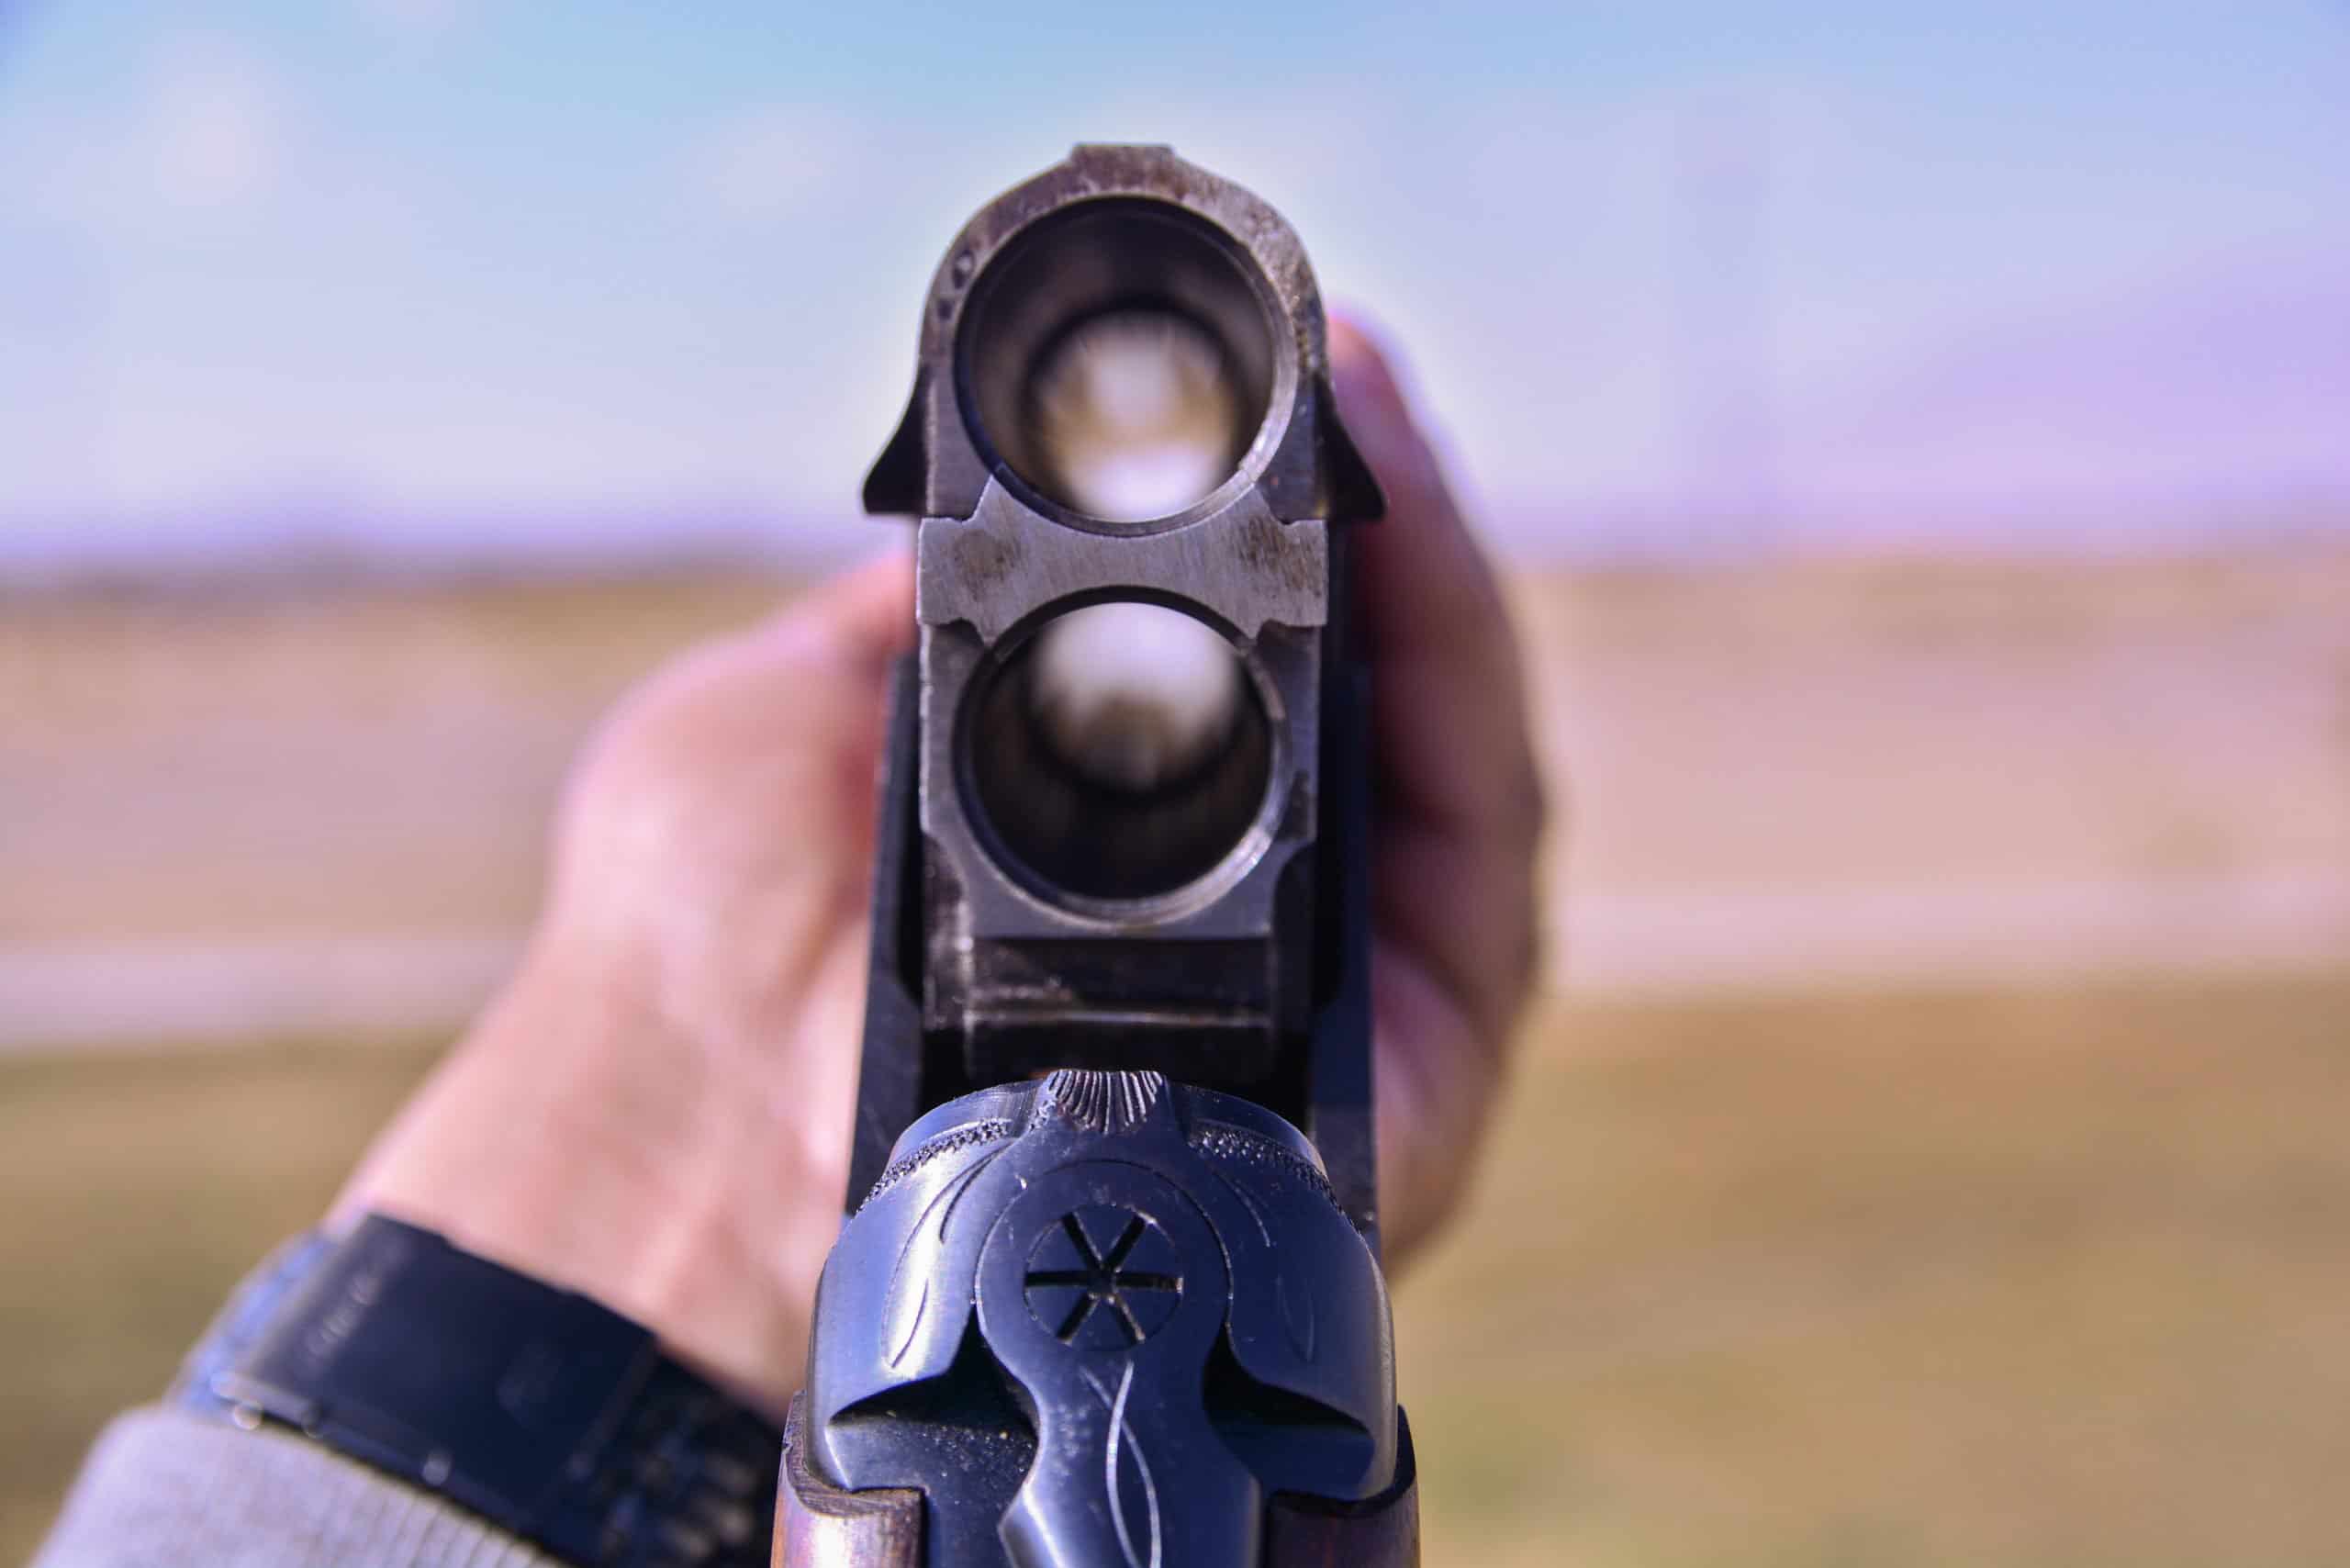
177,1215,778,1568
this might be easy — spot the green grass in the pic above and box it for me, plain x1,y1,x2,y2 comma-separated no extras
1399,979,2350,1567
7,977,2349,1565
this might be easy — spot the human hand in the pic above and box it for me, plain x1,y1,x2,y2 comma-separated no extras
334,316,1544,1412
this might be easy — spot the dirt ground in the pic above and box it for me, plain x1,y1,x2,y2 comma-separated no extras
8,546,2346,1019
8,976,2348,1566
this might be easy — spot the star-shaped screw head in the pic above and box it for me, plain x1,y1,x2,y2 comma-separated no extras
1023,1204,1183,1350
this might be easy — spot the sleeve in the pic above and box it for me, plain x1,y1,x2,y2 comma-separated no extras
28,1407,554,1568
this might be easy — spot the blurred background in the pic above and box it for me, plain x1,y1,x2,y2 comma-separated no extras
5,3,2348,1563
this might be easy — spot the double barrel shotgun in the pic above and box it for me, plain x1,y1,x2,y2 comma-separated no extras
779,145,1417,1568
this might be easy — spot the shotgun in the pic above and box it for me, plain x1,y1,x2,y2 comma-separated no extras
778,145,1416,1568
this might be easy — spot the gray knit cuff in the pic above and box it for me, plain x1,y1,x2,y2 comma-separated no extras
31,1407,553,1568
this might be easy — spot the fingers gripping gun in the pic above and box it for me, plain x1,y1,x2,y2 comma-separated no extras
778,146,1416,1567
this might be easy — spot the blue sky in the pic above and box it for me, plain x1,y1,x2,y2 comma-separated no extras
1,0,2344,563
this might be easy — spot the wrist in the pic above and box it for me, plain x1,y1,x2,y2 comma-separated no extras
176,1214,781,1568
333,940,832,1412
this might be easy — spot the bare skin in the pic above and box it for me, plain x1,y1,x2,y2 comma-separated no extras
336,317,1547,1412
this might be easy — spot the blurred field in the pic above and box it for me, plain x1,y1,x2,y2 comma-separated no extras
6,547,2347,1043
6,548,2349,1562
1406,980,2350,1568
8,980,2350,1565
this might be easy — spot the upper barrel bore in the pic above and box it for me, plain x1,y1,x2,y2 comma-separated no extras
954,199,1280,525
